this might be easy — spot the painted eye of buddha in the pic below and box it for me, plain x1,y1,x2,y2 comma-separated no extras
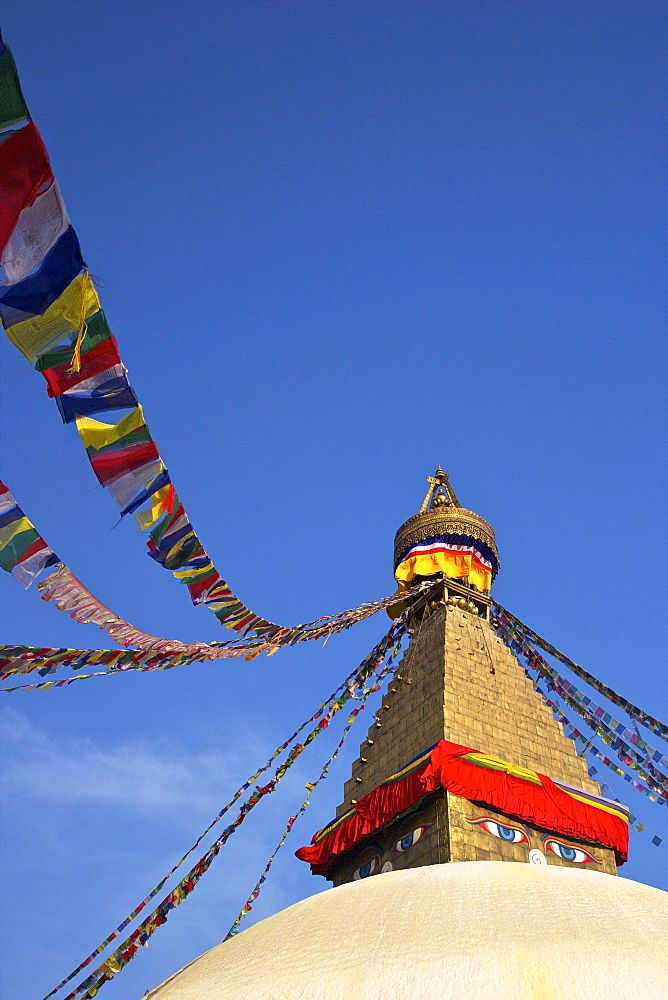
466,816,528,844
392,821,433,854
351,856,380,880
544,839,601,864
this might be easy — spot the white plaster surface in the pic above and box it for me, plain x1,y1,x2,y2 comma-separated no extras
145,862,668,1000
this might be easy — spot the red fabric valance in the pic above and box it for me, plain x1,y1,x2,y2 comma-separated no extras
296,740,628,874
422,741,628,862
295,752,432,875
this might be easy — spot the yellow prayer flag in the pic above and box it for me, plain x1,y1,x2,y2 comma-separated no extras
134,485,174,531
76,406,145,452
172,561,215,581
5,273,100,364
0,516,35,550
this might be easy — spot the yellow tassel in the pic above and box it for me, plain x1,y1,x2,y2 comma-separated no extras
67,268,89,374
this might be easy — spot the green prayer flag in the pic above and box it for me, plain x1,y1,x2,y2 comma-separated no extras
0,45,30,129
164,536,200,571
0,526,40,572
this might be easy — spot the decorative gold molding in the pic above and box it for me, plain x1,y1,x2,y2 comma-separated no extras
394,506,499,568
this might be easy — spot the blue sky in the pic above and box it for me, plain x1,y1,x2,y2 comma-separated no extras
0,3,666,998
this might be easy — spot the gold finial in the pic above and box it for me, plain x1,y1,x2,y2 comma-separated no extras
418,467,461,514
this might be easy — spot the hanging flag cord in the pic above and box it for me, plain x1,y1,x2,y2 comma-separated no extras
0,578,429,689
491,605,668,795
223,627,405,939
42,616,408,1000
492,601,667,742
491,607,667,849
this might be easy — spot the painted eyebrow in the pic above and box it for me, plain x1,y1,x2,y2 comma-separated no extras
396,818,434,834
538,832,580,845
354,844,383,857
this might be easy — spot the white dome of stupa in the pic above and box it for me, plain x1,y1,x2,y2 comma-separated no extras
144,861,668,1000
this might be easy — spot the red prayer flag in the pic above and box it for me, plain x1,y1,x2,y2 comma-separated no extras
89,442,161,487
40,336,122,396
187,570,220,602
0,122,54,253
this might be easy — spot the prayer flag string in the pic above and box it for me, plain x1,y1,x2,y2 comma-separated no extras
0,37,394,641
47,620,406,1000
492,615,668,808
0,481,59,587
492,610,668,794
40,623,403,1000
223,630,405,939
0,480,427,677
533,684,665,846
492,601,668,742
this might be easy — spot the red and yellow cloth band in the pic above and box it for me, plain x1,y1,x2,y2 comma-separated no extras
295,739,629,873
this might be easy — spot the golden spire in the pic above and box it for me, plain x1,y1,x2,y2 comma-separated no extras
394,468,499,593
419,467,461,513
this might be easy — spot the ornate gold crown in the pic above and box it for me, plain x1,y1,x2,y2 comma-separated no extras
393,468,499,575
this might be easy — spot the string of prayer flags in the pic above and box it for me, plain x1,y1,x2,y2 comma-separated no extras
35,563,248,659
505,635,668,809
492,602,668,742
537,666,667,800
0,225,83,321
76,406,161,488
226,712,362,939
0,482,58,588
35,311,122,398
0,41,291,638
1,476,428,676
45,622,406,1000
55,371,138,424
0,42,436,640
541,688,667,831
0,641,247,684
9,567,423,684
225,630,406,939
536,662,668,792
498,620,668,788
1,666,166,695
492,612,668,800
121,474,173,521
39,642,388,1000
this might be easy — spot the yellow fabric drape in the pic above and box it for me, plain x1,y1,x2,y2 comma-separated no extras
395,548,491,593
5,272,100,363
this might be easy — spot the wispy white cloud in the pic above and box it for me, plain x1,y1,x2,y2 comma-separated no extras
0,707,253,812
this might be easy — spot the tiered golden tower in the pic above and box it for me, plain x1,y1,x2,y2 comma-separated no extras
303,470,618,884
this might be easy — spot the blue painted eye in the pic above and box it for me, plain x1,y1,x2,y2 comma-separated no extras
545,839,600,864
351,856,380,880
497,823,520,842
392,822,433,854
465,816,528,844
